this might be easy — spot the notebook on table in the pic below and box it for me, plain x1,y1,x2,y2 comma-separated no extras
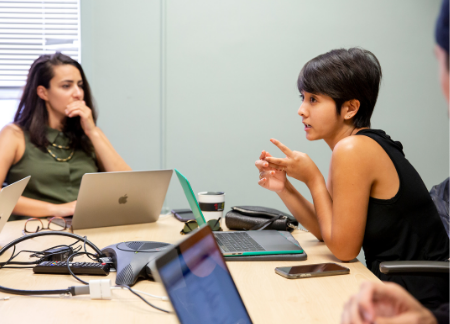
174,169,306,259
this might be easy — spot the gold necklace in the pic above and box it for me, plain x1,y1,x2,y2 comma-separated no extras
47,143,74,162
51,142,71,149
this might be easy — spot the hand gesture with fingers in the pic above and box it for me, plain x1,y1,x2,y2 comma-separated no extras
65,100,96,136
254,150,286,192
264,138,321,187
341,281,437,324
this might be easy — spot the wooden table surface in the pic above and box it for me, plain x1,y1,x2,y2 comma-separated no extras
0,216,379,324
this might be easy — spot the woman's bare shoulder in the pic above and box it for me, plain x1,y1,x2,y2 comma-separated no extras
331,135,380,168
334,135,378,155
0,123,24,142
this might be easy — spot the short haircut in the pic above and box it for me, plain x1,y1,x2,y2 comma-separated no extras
297,48,382,128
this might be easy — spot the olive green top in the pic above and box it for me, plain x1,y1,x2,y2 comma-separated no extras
6,127,98,209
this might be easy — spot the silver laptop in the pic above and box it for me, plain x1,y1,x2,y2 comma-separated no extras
0,176,30,234
71,170,172,230
175,169,304,257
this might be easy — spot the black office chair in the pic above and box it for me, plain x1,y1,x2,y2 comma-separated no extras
380,260,449,274
380,178,449,275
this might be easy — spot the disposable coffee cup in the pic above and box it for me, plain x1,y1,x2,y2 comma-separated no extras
197,192,225,224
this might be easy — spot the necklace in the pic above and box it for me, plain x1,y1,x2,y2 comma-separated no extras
47,143,74,162
51,142,70,150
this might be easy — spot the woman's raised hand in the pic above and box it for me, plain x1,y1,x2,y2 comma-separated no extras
255,150,286,192
264,139,321,187
65,100,97,137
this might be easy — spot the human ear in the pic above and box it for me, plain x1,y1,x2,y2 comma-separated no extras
36,85,48,101
342,99,360,120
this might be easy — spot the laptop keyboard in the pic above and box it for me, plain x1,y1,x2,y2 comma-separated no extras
214,232,265,252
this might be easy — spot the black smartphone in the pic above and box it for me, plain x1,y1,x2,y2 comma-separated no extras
171,209,195,222
275,262,350,279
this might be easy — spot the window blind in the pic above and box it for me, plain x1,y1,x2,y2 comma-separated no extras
0,0,80,87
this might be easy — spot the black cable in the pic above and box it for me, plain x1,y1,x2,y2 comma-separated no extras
0,249,42,267
83,236,97,261
5,245,16,264
66,251,99,285
0,285,71,296
0,231,104,258
1,261,39,266
0,232,104,296
0,244,82,267
116,285,170,313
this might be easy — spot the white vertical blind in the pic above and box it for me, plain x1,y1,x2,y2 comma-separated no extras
0,0,80,87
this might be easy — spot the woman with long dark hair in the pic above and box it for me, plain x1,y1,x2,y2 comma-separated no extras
255,48,448,309
0,52,131,218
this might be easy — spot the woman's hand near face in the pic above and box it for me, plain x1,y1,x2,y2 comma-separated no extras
255,150,286,192
264,139,322,187
65,100,97,136
65,100,131,172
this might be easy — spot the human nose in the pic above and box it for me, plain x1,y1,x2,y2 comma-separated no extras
73,85,83,100
298,102,307,117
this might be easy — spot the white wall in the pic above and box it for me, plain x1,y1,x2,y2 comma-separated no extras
81,0,449,263
81,0,162,171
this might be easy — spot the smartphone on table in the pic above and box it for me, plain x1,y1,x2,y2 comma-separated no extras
275,262,350,279
171,209,196,222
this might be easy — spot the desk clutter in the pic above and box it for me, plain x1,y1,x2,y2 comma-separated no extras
0,171,323,324
0,231,173,313
0,214,370,324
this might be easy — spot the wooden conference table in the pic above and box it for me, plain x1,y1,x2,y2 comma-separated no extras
0,216,379,324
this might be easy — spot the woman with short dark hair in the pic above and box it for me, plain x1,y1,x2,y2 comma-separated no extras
255,48,449,308
0,52,131,218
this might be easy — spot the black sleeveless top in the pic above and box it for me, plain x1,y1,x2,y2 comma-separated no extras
356,129,449,309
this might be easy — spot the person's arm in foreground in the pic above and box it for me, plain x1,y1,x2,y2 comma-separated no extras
341,281,439,324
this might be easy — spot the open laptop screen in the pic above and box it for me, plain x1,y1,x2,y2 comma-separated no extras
154,225,252,324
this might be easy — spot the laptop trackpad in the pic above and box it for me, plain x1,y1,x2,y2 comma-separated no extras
247,230,302,251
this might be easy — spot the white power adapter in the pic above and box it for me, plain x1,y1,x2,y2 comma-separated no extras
89,279,111,300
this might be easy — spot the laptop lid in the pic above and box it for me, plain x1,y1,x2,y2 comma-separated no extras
174,169,206,226
72,170,172,230
150,225,252,324
0,176,30,234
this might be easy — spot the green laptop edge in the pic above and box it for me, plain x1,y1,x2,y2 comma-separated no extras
174,169,304,256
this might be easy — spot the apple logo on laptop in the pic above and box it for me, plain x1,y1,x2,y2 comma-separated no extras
118,194,128,204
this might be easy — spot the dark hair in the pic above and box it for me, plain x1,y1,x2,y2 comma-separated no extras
14,52,97,153
297,48,382,128
435,0,449,71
